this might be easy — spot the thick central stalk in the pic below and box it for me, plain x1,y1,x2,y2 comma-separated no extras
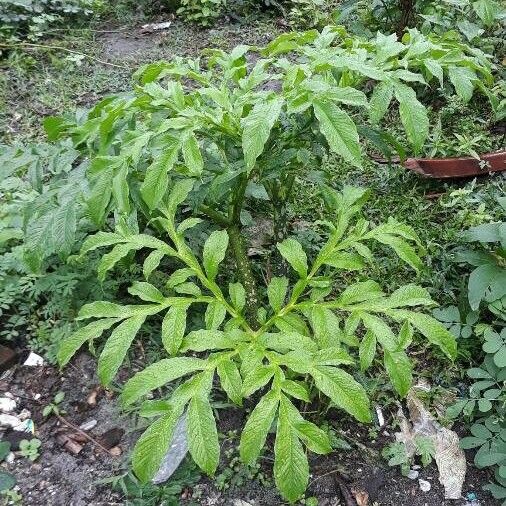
227,224,259,329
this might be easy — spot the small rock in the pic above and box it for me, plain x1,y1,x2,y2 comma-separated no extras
17,409,31,421
109,446,122,456
6,452,15,463
407,469,419,480
23,352,44,366
0,397,17,413
419,479,431,492
79,419,98,431
34,393,41,401
97,428,124,450
233,501,253,506
0,414,22,429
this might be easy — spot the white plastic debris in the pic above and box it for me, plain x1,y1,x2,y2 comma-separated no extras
375,405,385,427
407,469,419,480
395,386,466,499
79,419,98,431
23,352,44,366
141,21,172,32
0,397,16,413
0,414,22,429
6,452,15,464
419,479,431,492
17,409,31,421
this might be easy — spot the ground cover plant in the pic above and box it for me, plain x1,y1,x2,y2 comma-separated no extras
0,1,505,504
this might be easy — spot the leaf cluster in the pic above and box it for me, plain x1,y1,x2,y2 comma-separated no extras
58,183,456,502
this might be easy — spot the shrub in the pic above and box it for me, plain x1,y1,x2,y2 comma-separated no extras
0,0,103,43
446,196,506,503
58,182,457,502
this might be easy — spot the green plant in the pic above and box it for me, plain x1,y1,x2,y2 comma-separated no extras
98,460,201,506
446,198,506,503
382,435,435,475
18,438,41,462
42,391,66,417
44,27,497,328
0,0,103,45
0,442,15,495
58,183,456,502
176,0,227,25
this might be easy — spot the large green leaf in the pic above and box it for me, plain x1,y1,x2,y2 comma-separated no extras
360,312,398,351
217,360,243,405
473,0,501,26
384,349,413,397
132,410,180,482
310,306,342,349
242,97,284,170
394,83,429,154
240,389,279,465
162,303,191,355
313,98,362,168
387,309,457,359
98,315,147,385
58,318,120,367
273,397,309,503
448,66,476,103
359,330,376,371
141,140,180,209
311,365,371,422
369,82,394,123
121,357,206,406
203,230,229,281
187,392,220,475
182,133,204,175
128,282,165,303
277,239,308,279
267,276,288,313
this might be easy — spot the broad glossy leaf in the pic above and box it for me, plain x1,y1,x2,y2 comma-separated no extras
188,393,220,475
121,357,206,406
98,315,147,385
277,238,307,278
58,318,120,367
242,97,284,170
313,98,362,168
240,389,279,464
162,303,191,355
203,230,229,281
311,365,371,422
132,411,180,482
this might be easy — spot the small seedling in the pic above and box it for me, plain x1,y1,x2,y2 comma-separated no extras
42,391,65,417
19,439,41,462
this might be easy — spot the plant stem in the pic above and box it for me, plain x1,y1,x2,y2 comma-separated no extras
227,224,259,328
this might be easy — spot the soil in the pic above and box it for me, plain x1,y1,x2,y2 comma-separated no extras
0,352,499,506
